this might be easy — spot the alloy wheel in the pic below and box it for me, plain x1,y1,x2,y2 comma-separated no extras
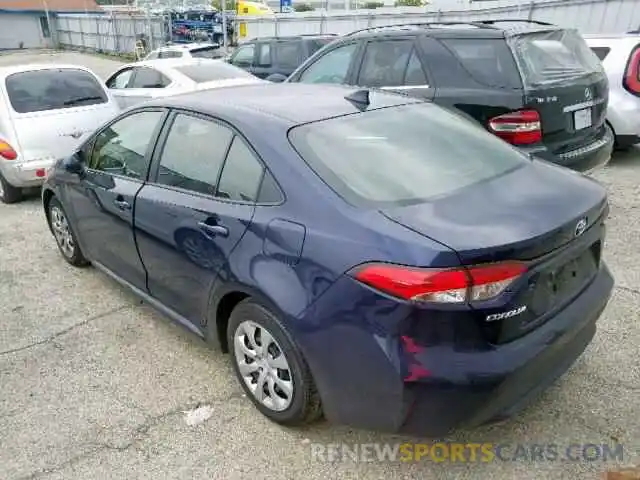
50,206,75,258
233,320,294,412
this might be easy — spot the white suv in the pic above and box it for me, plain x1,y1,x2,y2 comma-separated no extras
144,43,225,61
584,33,640,149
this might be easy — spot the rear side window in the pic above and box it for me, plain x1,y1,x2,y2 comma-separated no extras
509,29,604,86
590,46,611,61
174,62,255,82
288,103,527,208
358,40,415,87
5,68,108,114
274,42,303,70
439,38,522,89
190,47,225,59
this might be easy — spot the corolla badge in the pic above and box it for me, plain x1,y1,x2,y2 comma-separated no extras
575,218,588,237
585,87,593,100
486,305,527,322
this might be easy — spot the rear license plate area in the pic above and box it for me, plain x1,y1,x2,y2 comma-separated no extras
529,241,601,318
574,108,592,130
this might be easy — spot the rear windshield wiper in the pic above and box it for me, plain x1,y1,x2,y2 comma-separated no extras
63,96,104,106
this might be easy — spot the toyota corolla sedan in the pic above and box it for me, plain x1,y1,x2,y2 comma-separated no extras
42,83,614,436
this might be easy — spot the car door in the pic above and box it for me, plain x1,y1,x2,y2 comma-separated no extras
289,41,362,84
64,108,167,290
252,41,274,79
228,42,256,73
134,111,264,325
355,38,435,100
117,67,172,108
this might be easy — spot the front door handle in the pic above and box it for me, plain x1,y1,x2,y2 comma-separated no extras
198,222,229,237
114,199,131,211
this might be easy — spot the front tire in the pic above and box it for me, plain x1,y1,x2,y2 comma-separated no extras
0,172,22,204
228,299,322,426
48,197,89,267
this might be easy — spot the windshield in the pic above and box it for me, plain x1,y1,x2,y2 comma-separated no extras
190,46,226,59
288,103,528,208
509,29,604,86
5,68,108,114
175,62,255,82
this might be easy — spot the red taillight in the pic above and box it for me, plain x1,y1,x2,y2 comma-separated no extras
623,45,640,96
488,110,542,145
350,262,527,304
0,141,17,160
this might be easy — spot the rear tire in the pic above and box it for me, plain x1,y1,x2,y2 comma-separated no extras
0,172,23,204
47,197,90,267
227,299,323,426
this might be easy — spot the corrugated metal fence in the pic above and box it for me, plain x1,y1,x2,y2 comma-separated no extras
54,0,640,56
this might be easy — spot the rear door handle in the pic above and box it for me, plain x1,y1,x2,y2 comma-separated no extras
114,199,131,211
197,222,229,237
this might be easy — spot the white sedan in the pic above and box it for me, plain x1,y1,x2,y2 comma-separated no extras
104,58,264,109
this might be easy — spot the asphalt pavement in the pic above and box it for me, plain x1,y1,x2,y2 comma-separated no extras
0,50,639,480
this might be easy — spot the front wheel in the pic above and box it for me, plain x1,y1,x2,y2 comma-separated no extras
48,197,89,267
228,299,322,426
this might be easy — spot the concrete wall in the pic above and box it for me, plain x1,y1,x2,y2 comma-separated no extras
0,13,54,50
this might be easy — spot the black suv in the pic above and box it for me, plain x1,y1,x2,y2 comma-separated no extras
282,20,613,173
227,34,338,80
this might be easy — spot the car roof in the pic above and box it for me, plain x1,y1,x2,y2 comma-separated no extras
0,63,98,79
341,21,562,40
246,34,339,43
145,83,422,125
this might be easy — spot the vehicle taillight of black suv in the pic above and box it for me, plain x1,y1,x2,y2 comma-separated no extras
284,20,613,173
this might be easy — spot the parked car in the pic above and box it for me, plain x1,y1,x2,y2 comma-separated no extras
104,58,264,109
227,34,338,80
42,83,613,436
280,20,613,173
0,64,120,204
584,33,640,149
144,42,226,61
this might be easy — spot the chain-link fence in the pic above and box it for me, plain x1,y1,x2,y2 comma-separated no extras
54,0,640,57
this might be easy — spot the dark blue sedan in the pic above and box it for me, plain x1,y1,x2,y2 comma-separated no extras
42,83,614,436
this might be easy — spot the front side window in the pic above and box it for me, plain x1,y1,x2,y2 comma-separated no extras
90,111,164,180
107,68,134,89
130,67,171,89
298,43,358,84
5,68,108,114
231,44,255,66
357,40,414,87
288,103,527,208
156,114,233,196
217,136,264,202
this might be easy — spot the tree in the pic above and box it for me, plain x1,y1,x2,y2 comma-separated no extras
211,0,236,10
364,1,384,7
293,3,314,11
395,0,425,5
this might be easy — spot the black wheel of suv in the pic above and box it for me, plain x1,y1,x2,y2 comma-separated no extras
0,172,23,204
227,298,323,426
47,197,89,267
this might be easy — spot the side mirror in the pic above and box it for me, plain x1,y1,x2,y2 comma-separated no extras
63,152,86,176
266,73,287,83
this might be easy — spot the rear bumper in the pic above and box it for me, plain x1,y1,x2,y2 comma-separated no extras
296,263,614,437
523,125,614,174
0,158,56,188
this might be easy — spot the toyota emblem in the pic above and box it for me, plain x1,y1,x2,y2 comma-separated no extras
575,218,588,237
584,88,592,100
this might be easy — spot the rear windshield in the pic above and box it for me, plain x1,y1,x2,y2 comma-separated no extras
5,68,108,114
288,103,527,208
509,29,604,86
174,62,254,82
190,46,226,59
439,38,522,89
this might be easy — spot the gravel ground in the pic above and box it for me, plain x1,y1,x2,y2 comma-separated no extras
0,51,639,480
